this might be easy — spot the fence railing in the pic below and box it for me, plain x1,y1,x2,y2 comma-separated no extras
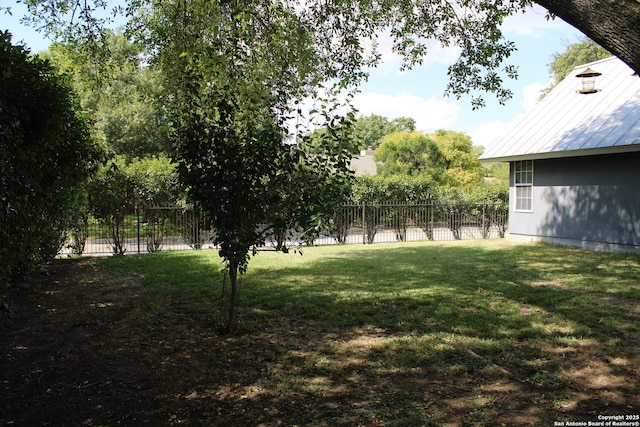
318,201,508,245
58,201,508,256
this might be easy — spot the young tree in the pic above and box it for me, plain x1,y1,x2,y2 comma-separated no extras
142,0,360,332
0,32,101,284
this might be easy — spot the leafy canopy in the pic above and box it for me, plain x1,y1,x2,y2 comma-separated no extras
374,129,484,186
429,129,484,190
9,0,534,108
43,32,172,160
375,131,445,181
355,114,416,150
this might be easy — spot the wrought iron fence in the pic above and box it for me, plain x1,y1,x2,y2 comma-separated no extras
59,206,214,256
315,201,508,245
58,201,508,256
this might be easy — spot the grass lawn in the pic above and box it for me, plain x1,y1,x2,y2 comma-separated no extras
93,240,640,425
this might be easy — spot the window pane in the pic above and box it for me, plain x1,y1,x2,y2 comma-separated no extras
515,185,532,211
514,160,533,184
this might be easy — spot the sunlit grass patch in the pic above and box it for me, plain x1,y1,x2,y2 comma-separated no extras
96,240,640,425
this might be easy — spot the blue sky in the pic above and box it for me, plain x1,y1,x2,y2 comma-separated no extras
2,3,585,149
352,4,586,149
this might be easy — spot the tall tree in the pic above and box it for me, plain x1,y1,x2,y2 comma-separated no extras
374,129,484,190
44,32,171,159
429,130,484,190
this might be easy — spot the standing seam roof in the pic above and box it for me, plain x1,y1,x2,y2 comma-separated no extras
480,56,640,162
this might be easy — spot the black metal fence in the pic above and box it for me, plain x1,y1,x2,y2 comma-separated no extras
320,201,508,245
58,201,508,256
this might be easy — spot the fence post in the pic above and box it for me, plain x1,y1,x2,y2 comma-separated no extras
430,200,434,238
362,201,366,244
137,207,141,254
482,201,486,239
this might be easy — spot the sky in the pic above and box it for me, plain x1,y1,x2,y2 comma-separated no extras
2,3,586,150
353,4,586,150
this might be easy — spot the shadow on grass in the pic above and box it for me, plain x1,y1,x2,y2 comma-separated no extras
92,242,640,426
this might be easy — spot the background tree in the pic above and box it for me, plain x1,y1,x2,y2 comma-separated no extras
127,156,182,252
0,32,101,285
429,130,485,190
374,131,445,181
354,114,416,150
87,158,135,255
44,32,172,160
539,37,611,99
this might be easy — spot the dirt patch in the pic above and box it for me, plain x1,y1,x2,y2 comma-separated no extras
1,259,639,426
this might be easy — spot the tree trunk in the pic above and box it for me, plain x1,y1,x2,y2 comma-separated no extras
534,0,640,75
226,260,239,334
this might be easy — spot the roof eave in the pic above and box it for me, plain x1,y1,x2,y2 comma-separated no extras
479,144,640,163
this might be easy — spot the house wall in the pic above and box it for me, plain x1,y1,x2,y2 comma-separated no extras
508,151,640,253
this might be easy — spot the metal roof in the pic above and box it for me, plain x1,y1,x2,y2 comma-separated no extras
479,56,640,162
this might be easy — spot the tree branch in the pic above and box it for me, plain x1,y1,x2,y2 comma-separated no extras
534,0,640,75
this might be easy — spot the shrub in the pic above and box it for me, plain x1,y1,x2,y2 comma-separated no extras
0,32,101,283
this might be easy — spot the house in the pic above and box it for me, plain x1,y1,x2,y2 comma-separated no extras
479,56,640,253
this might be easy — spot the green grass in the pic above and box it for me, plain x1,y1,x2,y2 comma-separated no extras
97,240,640,425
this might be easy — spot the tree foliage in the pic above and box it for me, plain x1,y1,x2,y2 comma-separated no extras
374,131,445,181
0,31,101,284
374,129,483,190
428,130,484,190
44,32,172,160
355,114,416,150
8,0,640,107
139,0,359,332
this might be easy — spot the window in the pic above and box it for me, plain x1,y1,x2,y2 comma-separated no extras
514,160,533,211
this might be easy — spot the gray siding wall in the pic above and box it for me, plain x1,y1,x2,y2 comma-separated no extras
508,152,640,252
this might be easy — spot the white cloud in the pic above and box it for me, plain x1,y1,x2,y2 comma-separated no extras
466,81,546,149
502,4,575,37
467,120,515,151
352,92,460,131
522,82,546,112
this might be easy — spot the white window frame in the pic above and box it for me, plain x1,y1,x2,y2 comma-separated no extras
514,160,533,212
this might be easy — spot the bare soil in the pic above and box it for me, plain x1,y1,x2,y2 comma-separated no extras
1,258,638,426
